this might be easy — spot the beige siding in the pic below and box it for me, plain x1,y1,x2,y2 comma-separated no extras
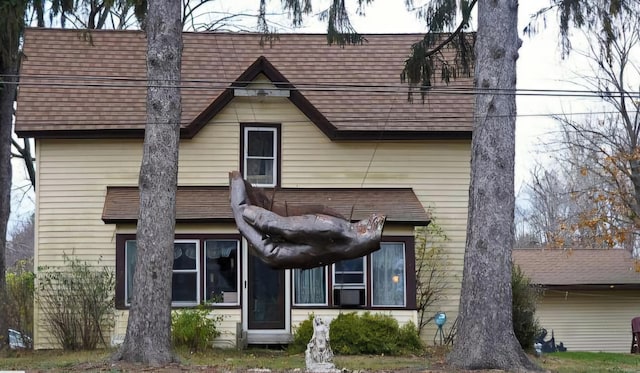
536,289,640,352
34,91,469,348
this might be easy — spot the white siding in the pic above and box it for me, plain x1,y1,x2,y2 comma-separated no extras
536,289,640,352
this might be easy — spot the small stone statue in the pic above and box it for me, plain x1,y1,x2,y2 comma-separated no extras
305,317,338,372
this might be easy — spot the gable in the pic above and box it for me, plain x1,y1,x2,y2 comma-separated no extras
16,29,474,140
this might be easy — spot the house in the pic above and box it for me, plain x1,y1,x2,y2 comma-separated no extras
513,248,640,353
16,28,473,349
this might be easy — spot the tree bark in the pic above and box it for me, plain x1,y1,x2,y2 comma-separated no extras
0,64,16,352
447,0,541,370
113,0,182,365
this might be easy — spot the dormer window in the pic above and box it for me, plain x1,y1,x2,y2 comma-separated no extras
242,124,280,187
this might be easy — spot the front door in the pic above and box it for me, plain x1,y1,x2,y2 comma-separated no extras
248,253,285,329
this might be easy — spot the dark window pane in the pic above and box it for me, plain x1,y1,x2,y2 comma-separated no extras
335,257,364,272
248,130,274,157
205,240,238,303
172,272,198,302
335,273,364,284
246,159,274,185
125,241,137,304
173,242,197,270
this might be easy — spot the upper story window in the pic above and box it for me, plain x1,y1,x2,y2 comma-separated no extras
242,125,279,187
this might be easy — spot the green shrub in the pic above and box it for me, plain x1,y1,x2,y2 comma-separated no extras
289,314,315,354
171,303,222,351
512,264,541,351
37,254,115,350
6,259,35,346
329,312,423,355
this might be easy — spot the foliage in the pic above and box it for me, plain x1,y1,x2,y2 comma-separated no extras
401,0,476,99
521,2,640,250
329,312,423,355
414,223,449,335
512,264,541,351
288,313,315,354
171,303,222,352
5,259,34,346
36,254,115,350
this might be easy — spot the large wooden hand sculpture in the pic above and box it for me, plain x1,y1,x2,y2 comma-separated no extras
229,171,386,269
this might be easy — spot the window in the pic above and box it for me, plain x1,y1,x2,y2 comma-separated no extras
243,126,278,187
205,239,239,304
333,257,366,288
120,235,240,308
371,242,406,307
293,266,327,306
126,240,200,306
328,237,415,309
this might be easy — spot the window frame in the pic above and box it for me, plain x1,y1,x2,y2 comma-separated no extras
116,234,242,309
240,123,281,188
332,256,367,289
371,241,407,308
171,239,201,307
326,236,417,310
204,239,240,306
292,266,329,306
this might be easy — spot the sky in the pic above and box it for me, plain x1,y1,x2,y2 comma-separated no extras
8,0,612,232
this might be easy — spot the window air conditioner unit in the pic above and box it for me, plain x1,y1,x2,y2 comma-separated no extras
334,288,365,307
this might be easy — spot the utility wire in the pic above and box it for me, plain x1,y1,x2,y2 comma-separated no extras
3,73,640,99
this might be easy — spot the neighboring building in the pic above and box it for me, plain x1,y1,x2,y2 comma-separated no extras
16,28,473,349
513,249,640,352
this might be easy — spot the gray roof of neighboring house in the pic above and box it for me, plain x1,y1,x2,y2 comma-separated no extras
512,249,640,289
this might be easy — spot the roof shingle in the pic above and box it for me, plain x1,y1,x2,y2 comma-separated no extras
17,29,473,139
512,249,640,287
102,185,430,225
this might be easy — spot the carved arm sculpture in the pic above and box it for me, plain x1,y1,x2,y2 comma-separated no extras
229,171,386,269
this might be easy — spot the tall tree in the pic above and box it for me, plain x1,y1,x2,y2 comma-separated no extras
0,0,27,352
111,0,183,364
444,0,538,369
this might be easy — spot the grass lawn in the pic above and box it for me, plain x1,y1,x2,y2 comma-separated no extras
1,348,640,372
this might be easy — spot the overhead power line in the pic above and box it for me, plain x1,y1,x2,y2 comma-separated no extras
2,73,640,99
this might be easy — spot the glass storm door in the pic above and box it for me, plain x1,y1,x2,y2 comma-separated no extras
247,252,285,330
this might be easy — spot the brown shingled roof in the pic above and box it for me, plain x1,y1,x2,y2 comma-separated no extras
102,186,430,225
512,249,640,289
16,29,473,139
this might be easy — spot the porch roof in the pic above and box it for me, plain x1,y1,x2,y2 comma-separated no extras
102,185,430,225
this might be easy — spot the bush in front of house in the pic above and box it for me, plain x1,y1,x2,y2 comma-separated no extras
512,263,542,351
329,312,423,355
37,254,115,350
171,303,222,351
288,314,315,354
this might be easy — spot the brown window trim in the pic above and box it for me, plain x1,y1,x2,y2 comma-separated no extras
240,123,282,188
115,233,242,310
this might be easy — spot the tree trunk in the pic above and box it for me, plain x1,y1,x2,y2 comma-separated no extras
113,0,182,365
0,65,16,352
447,0,540,370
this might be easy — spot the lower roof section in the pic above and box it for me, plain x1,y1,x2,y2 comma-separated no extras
102,185,430,226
